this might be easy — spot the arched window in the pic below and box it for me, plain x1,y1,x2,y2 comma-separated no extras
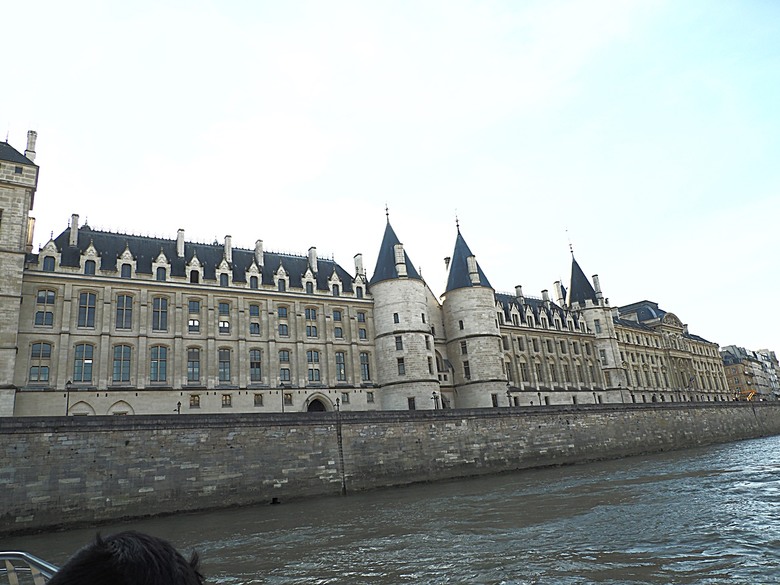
220,273,229,287
355,286,363,299
250,276,259,289
332,284,340,297
278,279,286,292
150,345,167,382
42,256,55,272
29,342,52,383
190,270,199,284
156,267,166,281
84,260,96,275
73,343,94,382
306,281,314,294
113,345,132,382
121,264,131,278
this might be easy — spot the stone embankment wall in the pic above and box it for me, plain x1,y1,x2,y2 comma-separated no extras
2,402,779,535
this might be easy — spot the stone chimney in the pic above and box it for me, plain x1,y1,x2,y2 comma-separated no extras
255,240,264,267
176,229,185,258
25,130,37,162
554,280,565,306
467,256,479,285
593,274,603,302
542,289,550,302
308,247,317,273
69,214,79,247
224,235,232,263
394,244,407,277
354,253,364,276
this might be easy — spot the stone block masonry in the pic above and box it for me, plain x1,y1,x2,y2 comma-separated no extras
2,402,780,535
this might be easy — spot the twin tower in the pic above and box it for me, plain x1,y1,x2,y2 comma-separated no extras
369,218,507,410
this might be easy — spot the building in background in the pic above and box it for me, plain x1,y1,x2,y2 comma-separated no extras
721,346,779,400
0,133,737,416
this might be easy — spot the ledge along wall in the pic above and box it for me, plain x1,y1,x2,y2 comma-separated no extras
2,402,780,535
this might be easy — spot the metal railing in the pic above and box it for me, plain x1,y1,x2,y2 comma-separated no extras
0,552,59,585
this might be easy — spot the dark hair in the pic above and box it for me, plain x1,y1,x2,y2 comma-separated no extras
48,531,203,585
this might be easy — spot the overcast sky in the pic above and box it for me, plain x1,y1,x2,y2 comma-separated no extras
3,0,779,352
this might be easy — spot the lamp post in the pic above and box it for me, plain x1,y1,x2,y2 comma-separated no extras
175,401,181,414
335,397,340,412
65,380,72,416
506,382,512,407
431,391,440,409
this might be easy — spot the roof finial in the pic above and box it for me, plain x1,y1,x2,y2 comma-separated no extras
455,211,460,234
385,203,389,223
566,228,574,257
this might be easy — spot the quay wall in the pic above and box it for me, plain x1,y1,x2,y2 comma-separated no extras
2,402,780,535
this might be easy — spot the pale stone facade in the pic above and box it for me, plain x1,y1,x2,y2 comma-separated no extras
0,133,734,416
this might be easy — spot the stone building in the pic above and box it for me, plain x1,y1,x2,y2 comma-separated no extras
0,133,731,416
721,346,779,400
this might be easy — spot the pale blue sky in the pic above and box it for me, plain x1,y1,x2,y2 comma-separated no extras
3,0,779,351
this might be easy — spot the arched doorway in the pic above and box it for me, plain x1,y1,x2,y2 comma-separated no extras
307,399,327,412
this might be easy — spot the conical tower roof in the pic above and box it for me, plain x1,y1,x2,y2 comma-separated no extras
445,229,492,292
369,220,421,285
568,256,598,305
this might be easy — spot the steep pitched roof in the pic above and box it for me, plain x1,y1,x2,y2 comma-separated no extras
41,225,354,291
568,257,597,306
445,230,492,292
369,221,421,285
0,141,36,166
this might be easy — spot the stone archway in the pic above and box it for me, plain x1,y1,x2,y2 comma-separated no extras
307,398,327,412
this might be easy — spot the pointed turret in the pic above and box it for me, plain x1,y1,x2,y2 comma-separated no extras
568,257,598,307
369,221,421,286
445,230,491,292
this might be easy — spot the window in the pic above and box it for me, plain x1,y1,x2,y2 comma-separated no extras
189,394,200,408
460,341,467,355
35,289,55,327
250,276,259,289
333,310,342,321
112,345,131,383
459,320,464,330
407,397,416,410
357,312,366,323
116,294,132,330
573,342,580,355
560,341,567,354
250,349,262,382
393,313,399,324
397,358,405,375
356,287,363,299
332,284,340,296
395,336,403,350
121,264,131,278
359,328,367,340
152,297,168,331
254,393,263,406
463,360,471,379
334,327,343,338
77,292,96,328
190,270,199,283
29,342,52,383
219,302,230,315
279,350,290,363
188,318,200,333
187,348,200,383
428,357,434,374
249,304,260,317
517,337,525,351
536,363,544,382
599,349,607,362
278,306,288,318
279,324,289,336
532,338,539,352
218,349,231,383
43,256,55,272
283,392,293,405
594,319,602,334
189,300,200,313
220,273,229,287
222,394,232,407
250,322,260,335
156,267,166,281
306,281,314,294
360,352,371,381
307,350,320,382
421,313,426,323
280,368,291,382
336,352,346,382
84,260,96,275
563,364,571,383
306,325,318,337
341,392,350,404
520,362,529,382
502,336,509,350
366,391,374,403
150,346,167,382
14,166,22,174
491,394,499,407
425,336,430,349
219,320,230,334
74,343,94,382
278,279,286,292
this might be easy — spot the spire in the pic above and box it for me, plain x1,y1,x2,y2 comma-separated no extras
369,220,421,285
568,256,598,306
445,228,492,292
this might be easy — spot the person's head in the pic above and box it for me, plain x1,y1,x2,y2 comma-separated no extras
48,531,203,585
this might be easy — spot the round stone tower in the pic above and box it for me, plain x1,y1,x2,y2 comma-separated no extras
441,227,506,408
369,219,439,410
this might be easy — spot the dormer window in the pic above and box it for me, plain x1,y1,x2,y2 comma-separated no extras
156,267,166,281
43,256,55,272
356,286,363,299
220,273,229,287
121,264,131,278
278,279,286,292
250,276,259,289
332,284,340,296
84,260,96,275
190,270,199,284
306,282,314,294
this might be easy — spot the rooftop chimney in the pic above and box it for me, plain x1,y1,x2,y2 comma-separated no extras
224,235,232,263
554,280,565,306
255,240,264,267
354,253,364,276
515,285,524,301
25,130,37,162
69,214,79,247
308,247,317,273
176,229,185,258
542,289,550,302
593,274,603,301
394,244,407,277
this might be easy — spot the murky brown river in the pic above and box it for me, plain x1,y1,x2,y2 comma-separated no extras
3,435,780,584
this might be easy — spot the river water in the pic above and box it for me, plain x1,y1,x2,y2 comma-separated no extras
3,435,780,584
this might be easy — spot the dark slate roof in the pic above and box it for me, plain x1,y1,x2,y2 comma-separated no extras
495,292,581,329
568,257,597,306
613,317,654,332
0,141,36,166
42,225,354,290
618,300,666,322
445,230,492,292
369,221,421,285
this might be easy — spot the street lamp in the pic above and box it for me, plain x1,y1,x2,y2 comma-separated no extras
335,397,340,412
65,380,72,416
506,382,512,407
431,391,440,409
